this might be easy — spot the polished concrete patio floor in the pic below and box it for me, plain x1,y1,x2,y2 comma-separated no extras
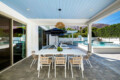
0,53,120,80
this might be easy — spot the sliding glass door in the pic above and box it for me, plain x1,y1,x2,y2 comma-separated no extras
0,15,26,71
38,27,43,50
13,21,26,63
38,27,47,50
0,15,11,71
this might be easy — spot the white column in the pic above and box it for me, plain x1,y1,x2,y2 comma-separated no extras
88,23,92,53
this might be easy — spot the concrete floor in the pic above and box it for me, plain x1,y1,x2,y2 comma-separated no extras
0,53,120,80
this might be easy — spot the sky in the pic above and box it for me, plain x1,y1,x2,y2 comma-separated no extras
95,11,120,25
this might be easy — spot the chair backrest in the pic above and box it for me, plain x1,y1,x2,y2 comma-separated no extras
56,54,64,57
40,57,49,64
32,54,38,60
55,57,66,64
84,55,90,59
84,51,91,59
45,54,53,56
72,56,82,64
67,54,74,56
48,48,54,49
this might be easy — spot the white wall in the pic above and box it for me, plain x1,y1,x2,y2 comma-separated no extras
101,38,120,44
59,38,80,43
59,37,98,43
49,35,58,46
0,2,38,57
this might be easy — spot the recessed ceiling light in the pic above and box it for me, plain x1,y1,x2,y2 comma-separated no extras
90,9,93,12
26,8,30,11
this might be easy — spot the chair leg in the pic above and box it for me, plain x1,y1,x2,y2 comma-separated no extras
87,59,92,68
38,68,40,78
41,64,43,69
34,59,37,64
52,57,53,69
30,59,35,68
81,69,84,78
68,57,69,70
71,64,73,78
65,64,66,78
79,64,80,70
55,64,56,78
48,65,50,78
86,60,89,64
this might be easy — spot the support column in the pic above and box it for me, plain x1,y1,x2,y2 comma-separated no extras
88,23,92,53
72,33,73,45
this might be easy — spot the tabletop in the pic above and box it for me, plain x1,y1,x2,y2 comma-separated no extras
36,49,86,56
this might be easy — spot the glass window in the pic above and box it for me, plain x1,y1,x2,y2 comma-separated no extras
0,15,11,71
13,21,26,63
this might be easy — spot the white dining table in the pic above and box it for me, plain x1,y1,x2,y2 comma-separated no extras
37,49,86,70
36,49,86,55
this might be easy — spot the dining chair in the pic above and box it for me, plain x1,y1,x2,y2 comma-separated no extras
30,51,38,68
54,57,66,78
83,51,92,68
69,55,84,78
56,53,64,57
45,54,54,69
38,57,52,78
67,54,74,70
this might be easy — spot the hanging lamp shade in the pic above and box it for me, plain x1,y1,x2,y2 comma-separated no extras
55,22,65,28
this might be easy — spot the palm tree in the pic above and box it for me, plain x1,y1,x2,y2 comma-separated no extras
80,27,82,33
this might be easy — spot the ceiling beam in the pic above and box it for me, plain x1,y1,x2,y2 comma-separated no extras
86,0,120,24
30,19,88,26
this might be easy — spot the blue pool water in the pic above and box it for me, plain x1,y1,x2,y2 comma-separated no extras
73,41,120,47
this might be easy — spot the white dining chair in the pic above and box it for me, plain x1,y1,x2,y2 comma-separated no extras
38,57,52,78
45,54,54,69
54,57,66,78
69,55,84,78
30,51,38,68
67,54,74,70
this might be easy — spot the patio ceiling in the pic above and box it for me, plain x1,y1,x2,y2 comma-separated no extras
1,0,116,19
0,0,118,26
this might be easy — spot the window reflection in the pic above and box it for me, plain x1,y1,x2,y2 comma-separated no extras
0,15,11,71
13,21,26,63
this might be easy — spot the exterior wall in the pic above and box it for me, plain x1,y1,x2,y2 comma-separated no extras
101,38,120,44
78,43,120,54
59,38,80,43
59,37,97,43
93,47,120,54
49,35,58,45
0,2,38,57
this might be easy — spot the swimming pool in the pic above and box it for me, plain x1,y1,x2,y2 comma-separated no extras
73,41,120,47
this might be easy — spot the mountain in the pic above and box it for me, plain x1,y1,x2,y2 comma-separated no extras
65,23,109,30
92,23,109,28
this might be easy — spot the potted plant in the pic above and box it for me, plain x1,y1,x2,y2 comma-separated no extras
57,47,63,52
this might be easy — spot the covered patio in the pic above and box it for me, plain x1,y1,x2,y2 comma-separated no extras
0,48,120,80
0,0,120,80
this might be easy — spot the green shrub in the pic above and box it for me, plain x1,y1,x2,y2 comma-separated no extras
57,47,63,51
